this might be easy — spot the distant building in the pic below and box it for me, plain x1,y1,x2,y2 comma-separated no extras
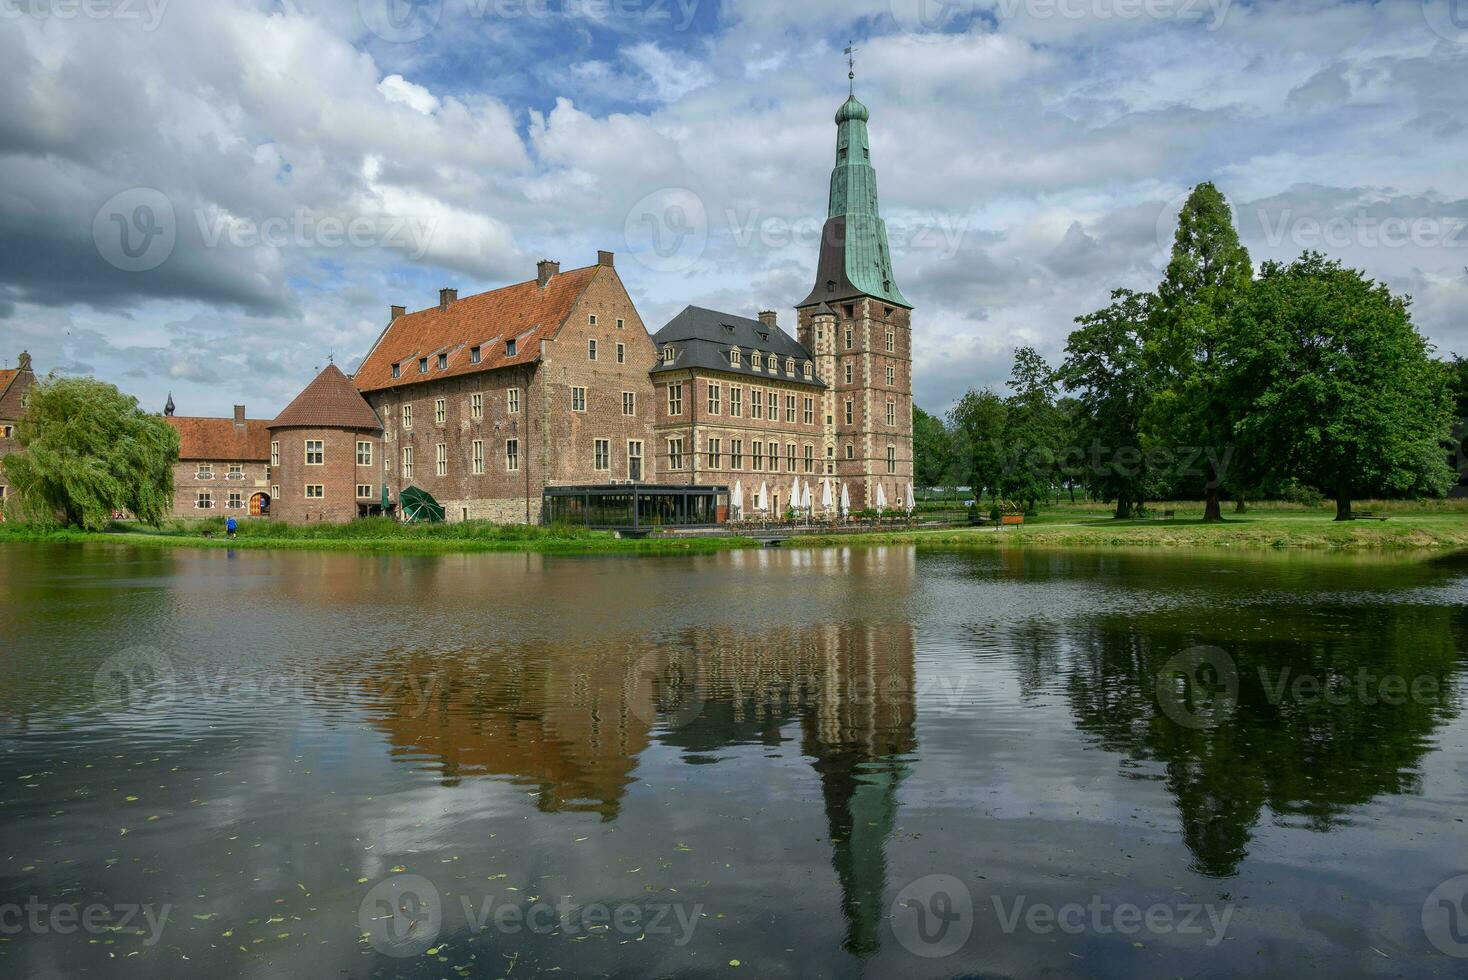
162,402,273,517
266,364,384,523
0,351,38,514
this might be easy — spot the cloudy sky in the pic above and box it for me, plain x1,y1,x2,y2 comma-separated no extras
2,0,1466,417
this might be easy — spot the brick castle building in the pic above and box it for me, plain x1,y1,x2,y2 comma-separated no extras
0,351,38,513
0,92,913,525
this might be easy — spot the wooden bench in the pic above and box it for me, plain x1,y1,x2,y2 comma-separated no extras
1351,511,1390,521
1159,509,1175,520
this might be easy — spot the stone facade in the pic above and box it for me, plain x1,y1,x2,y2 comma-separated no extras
163,406,273,518
268,425,384,523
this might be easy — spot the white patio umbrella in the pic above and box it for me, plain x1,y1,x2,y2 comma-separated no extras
758,481,769,514
804,481,814,511
906,483,916,512
732,480,743,520
821,478,833,513
840,482,851,516
876,482,888,515
790,478,801,516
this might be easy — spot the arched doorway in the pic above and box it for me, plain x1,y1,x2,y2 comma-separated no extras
249,492,271,517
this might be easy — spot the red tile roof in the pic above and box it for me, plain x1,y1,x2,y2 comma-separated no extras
0,369,16,392
353,264,600,393
164,416,272,462
271,363,383,430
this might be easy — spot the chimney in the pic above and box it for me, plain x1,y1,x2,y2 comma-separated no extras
758,311,778,329
390,304,405,321
17,351,31,371
438,288,457,311
233,405,246,429
597,250,615,268
537,259,560,288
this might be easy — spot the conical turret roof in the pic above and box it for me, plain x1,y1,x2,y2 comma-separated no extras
270,363,382,430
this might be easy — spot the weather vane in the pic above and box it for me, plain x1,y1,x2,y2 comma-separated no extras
845,40,857,95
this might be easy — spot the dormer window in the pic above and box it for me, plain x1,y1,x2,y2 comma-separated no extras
391,363,401,379
437,353,448,370
752,352,763,371
470,346,481,364
505,338,517,357
418,357,428,374
803,362,813,379
730,348,742,367
662,346,675,364
758,332,769,342
785,357,795,375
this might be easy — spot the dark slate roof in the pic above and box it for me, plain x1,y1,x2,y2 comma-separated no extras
649,306,824,388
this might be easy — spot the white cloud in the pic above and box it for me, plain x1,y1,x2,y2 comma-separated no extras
377,73,441,115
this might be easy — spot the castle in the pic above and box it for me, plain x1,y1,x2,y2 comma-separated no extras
150,92,915,524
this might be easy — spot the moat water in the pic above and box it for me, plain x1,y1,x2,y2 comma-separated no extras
2,543,1467,978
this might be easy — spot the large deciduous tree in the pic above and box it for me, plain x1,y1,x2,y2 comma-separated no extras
948,389,1007,503
913,405,956,489
1232,252,1456,520
2,377,179,528
1000,346,1062,513
1146,183,1253,522
1060,288,1155,518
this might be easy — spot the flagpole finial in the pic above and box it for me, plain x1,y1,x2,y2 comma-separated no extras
844,40,857,95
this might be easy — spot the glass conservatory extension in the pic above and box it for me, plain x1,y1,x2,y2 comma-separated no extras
543,485,730,531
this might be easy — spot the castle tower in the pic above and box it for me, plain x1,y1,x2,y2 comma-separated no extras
796,94,913,510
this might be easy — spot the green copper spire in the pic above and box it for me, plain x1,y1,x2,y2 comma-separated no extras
800,94,910,309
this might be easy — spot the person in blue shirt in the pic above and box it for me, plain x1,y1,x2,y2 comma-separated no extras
226,516,237,539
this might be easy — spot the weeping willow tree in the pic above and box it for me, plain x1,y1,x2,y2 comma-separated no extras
2,377,178,528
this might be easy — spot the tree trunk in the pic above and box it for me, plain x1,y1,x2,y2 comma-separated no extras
1114,498,1133,520
1202,485,1224,523
1334,496,1353,522
1068,483,1076,503
1233,494,1247,514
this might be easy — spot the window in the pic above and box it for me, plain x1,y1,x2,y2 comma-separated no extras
803,397,814,425
752,441,763,471
730,387,742,417
402,404,412,429
884,306,894,319
786,358,795,375
787,443,796,472
846,444,855,460
572,387,587,412
228,463,242,480
707,438,721,470
768,391,778,420
845,400,854,426
470,393,482,420
730,348,742,367
663,346,676,364
844,329,853,349
506,338,518,357
751,388,763,420
888,446,897,474
731,439,743,469
845,364,854,385
668,383,683,416
506,439,520,472
195,491,213,509
588,339,598,361
357,441,373,466
708,384,721,415
270,442,280,467
803,361,813,379
767,441,779,471
843,303,856,319
196,463,213,480
437,353,448,370
507,388,520,414
392,363,401,379
435,443,447,477
628,441,643,478
887,401,897,426
470,346,482,364
305,440,324,465
594,439,610,471
752,352,763,371
434,398,446,425
306,484,324,499
785,394,796,423
668,437,684,470
402,446,414,480
886,331,895,353
886,365,896,386
622,391,636,416
589,313,598,326
272,485,280,500
419,357,428,374
616,318,625,330
804,445,814,473
357,484,373,499
616,343,625,364
472,440,485,475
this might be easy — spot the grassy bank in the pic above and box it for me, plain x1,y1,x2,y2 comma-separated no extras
0,517,759,556
790,501,1468,552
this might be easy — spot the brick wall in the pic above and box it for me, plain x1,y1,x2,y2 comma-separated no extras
268,427,383,523
170,460,271,518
